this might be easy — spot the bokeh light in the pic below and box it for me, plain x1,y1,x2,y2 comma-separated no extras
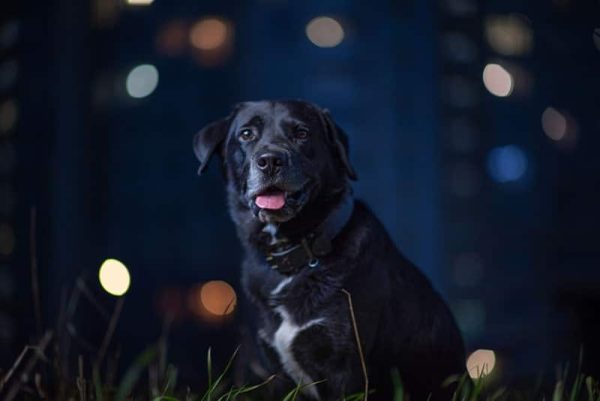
156,20,188,56
306,17,345,48
466,349,497,379
482,63,513,97
541,107,567,141
98,258,131,296
125,64,159,99
189,280,237,319
485,14,533,56
189,18,230,51
126,0,154,5
487,145,528,183
188,17,234,67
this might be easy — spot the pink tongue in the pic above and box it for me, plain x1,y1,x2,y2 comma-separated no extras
255,193,286,210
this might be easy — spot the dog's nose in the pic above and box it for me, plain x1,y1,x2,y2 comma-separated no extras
256,152,285,175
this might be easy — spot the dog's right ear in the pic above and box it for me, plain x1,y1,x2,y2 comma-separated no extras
193,118,230,175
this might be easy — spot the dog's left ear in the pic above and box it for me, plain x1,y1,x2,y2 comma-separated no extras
320,109,358,181
193,118,230,175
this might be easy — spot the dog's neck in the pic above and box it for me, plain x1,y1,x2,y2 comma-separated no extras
230,186,352,252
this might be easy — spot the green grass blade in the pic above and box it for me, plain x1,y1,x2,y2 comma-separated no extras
451,374,468,401
216,387,234,401
281,380,326,401
93,365,103,401
207,347,213,390
570,375,584,401
161,365,178,396
232,374,275,396
553,380,564,401
281,383,302,401
586,376,595,401
201,347,240,401
391,368,404,401
115,347,158,401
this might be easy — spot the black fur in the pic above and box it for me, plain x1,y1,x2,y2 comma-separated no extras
193,100,465,401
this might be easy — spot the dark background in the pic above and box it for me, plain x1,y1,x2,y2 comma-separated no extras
1,0,599,387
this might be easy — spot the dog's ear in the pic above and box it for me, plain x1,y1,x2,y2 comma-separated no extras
320,109,358,181
193,118,230,175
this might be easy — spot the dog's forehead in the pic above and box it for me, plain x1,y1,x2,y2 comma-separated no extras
233,101,321,126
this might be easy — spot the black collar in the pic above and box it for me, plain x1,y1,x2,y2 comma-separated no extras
260,192,354,275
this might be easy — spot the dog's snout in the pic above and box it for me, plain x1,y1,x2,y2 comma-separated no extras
256,152,286,175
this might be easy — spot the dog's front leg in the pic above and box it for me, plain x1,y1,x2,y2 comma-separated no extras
291,323,359,401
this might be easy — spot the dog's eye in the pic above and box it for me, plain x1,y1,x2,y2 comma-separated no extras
238,128,256,142
294,127,310,140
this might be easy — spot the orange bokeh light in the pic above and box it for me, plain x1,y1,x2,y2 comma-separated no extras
189,280,237,320
189,18,230,51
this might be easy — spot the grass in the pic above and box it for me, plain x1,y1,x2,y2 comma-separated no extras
1,275,599,401
1,279,600,401
2,317,600,401
3,211,600,400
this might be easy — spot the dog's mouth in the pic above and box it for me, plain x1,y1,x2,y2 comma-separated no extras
249,182,313,222
253,186,308,210
254,189,286,210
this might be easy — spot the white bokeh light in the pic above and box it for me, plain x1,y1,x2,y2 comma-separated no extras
306,17,345,48
99,258,131,296
126,0,154,5
541,107,568,141
466,349,497,379
483,63,513,97
126,64,159,99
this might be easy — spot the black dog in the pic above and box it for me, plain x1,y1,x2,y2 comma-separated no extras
193,100,465,401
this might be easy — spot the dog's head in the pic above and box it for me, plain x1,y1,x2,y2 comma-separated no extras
193,100,356,223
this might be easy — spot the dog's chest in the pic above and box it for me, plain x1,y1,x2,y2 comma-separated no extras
264,277,325,399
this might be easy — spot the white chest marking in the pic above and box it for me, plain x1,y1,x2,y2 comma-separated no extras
262,223,281,245
273,306,325,400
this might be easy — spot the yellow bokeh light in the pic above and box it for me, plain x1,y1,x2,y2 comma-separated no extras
483,63,513,97
189,18,230,51
466,349,496,379
98,258,131,296
126,0,154,5
485,15,533,56
306,16,345,48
